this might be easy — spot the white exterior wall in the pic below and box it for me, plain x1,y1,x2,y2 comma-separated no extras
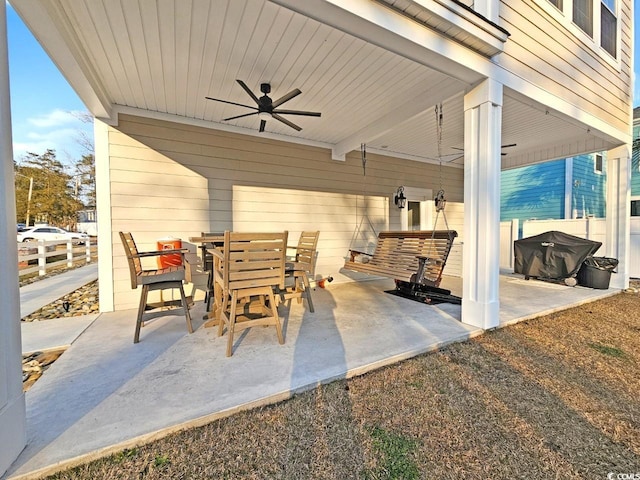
499,0,632,134
106,114,464,311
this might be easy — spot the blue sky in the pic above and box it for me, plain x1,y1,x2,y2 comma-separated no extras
7,4,92,165
5,2,640,165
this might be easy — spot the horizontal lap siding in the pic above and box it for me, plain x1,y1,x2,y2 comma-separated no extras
501,159,566,221
110,114,463,309
500,0,632,134
571,154,606,217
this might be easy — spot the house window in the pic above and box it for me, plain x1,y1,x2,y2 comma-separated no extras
548,0,563,9
594,154,603,174
631,200,640,217
573,0,593,37
601,0,616,57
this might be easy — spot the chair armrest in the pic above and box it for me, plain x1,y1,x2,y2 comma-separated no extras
132,248,189,259
348,249,372,262
416,255,444,265
208,247,224,260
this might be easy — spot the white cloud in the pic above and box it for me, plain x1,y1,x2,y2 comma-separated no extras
27,109,86,128
12,107,93,163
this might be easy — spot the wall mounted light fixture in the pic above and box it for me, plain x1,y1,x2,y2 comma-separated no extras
394,186,407,209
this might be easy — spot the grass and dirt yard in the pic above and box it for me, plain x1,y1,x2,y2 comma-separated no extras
40,288,640,479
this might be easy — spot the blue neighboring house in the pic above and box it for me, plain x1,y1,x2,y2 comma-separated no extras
501,153,607,223
503,106,640,224
631,106,640,215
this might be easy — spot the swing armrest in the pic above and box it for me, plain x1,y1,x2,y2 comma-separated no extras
416,255,444,265
348,249,372,262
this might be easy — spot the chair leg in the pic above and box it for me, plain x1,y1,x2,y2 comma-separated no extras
217,290,228,337
134,284,149,343
179,284,193,334
295,276,304,304
269,290,284,345
226,290,238,357
205,270,213,311
301,272,314,313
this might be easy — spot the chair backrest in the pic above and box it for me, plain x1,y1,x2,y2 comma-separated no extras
221,231,288,292
295,231,320,275
119,232,142,289
200,232,224,272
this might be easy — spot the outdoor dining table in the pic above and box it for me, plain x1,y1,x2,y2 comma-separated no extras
188,233,309,327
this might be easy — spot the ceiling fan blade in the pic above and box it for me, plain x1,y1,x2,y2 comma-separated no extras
272,113,302,131
223,111,259,121
273,109,321,117
205,96,257,110
272,89,302,108
259,119,266,132
236,79,261,104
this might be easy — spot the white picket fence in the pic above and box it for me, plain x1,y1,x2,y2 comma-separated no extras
17,239,95,278
500,217,640,278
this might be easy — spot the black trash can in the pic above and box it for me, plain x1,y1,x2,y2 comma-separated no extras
577,257,618,289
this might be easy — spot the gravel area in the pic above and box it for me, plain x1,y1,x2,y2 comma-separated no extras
21,271,99,391
21,280,99,322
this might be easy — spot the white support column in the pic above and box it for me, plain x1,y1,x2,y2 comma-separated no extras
564,158,573,218
462,79,503,329
473,0,500,24
0,2,26,476
94,118,115,311
605,145,631,290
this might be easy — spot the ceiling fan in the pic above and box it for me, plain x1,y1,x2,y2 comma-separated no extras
206,80,321,132
451,143,517,157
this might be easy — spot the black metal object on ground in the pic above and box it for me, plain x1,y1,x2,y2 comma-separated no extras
577,256,618,289
514,231,601,281
386,280,462,305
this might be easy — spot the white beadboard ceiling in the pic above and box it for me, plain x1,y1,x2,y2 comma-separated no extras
13,0,619,168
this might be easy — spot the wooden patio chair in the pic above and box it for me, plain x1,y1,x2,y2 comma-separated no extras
211,231,288,357
119,232,193,343
281,231,319,312
198,232,225,311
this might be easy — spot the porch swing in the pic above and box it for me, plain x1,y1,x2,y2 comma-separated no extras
342,104,461,305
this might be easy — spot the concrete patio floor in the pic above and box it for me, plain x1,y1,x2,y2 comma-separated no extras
5,274,618,479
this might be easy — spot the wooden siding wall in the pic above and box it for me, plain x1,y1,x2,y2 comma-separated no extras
500,0,632,134
571,154,606,218
632,121,640,196
109,114,463,310
501,159,566,222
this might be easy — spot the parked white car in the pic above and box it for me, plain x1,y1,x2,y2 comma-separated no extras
17,226,89,244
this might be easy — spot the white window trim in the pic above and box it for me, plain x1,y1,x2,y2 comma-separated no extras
630,196,640,217
538,0,621,69
594,153,604,174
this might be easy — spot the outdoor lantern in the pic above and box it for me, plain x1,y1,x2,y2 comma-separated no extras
394,186,407,209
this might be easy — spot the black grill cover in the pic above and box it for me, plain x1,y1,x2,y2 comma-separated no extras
514,230,601,280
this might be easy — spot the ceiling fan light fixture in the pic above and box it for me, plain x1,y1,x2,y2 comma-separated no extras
258,111,271,121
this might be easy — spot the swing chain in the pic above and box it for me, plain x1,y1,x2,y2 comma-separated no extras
435,103,444,191
361,143,367,177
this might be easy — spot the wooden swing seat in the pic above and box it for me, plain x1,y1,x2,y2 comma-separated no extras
343,230,458,288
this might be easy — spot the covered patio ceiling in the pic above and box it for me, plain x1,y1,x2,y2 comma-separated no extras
13,0,621,168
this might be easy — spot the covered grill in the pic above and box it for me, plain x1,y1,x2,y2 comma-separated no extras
514,231,601,282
